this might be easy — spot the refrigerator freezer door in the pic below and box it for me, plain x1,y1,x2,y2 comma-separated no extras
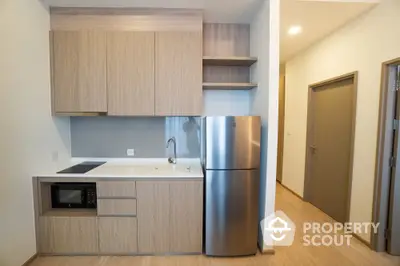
205,116,261,170
205,169,259,256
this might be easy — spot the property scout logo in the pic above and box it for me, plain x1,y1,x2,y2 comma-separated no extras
261,211,296,246
260,211,379,247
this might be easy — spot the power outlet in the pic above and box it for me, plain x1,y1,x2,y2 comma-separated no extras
126,149,135,157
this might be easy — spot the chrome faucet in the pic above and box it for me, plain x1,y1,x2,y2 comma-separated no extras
166,137,177,164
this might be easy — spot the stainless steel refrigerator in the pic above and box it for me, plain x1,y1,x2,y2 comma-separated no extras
201,116,261,257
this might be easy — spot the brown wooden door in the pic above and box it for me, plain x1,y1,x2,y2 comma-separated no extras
52,31,107,113
107,32,155,116
305,77,356,223
155,32,203,116
387,65,400,255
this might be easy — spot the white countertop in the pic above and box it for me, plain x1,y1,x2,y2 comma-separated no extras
36,158,204,179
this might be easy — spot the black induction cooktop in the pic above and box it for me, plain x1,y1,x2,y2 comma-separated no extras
57,161,106,174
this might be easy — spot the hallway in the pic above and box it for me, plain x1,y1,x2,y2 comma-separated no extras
272,183,400,265
30,183,400,266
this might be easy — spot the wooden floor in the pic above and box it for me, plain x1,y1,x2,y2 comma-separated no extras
31,183,400,266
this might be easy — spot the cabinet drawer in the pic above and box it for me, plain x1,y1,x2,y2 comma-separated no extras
98,199,137,216
99,217,138,254
97,181,136,198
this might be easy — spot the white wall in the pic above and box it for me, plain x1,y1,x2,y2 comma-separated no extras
283,0,400,242
203,90,251,115
0,0,71,265
250,0,279,250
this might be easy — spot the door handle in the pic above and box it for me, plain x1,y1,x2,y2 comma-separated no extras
309,145,317,152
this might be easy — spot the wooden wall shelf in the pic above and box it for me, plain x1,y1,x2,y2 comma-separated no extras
203,56,257,66
202,25,257,89
203,82,257,90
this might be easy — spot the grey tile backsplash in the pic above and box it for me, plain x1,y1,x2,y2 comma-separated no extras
70,117,201,158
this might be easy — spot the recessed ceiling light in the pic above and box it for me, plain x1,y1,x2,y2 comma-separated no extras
288,25,302,36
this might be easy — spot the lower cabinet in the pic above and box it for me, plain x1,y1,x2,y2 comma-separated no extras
136,182,170,253
136,180,203,253
99,217,138,254
37,180,203,255
169,181,203,253
39,216,98,254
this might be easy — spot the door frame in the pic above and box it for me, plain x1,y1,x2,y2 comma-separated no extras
277,72,286,183
303,71,358,224
371,58,400,252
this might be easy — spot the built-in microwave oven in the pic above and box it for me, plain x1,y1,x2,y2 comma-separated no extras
51,183,96,209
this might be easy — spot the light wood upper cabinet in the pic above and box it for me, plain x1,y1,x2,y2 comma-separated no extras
51,30,203,116
52,31,107,113
136,180,203,253
39,216,98,254
155,32,203,116
107,32,155,116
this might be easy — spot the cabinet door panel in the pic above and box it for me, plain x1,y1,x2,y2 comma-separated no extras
107,32,155,115
99,217,138,254
155,32,202,116
169,181,203,253
52,31,107,113
136,181,170,253
39,216,98,254
136,180,203,254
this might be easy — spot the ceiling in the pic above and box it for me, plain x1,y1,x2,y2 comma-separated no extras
43,0,378,62
280,0,377,62
42,0,264,23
